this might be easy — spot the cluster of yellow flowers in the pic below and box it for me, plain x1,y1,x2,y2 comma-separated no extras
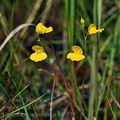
80,17,104,35
30,23,52,62
30,19,104,62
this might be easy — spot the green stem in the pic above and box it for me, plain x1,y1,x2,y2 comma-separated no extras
88,39,97,120
70,62,81,111
84,35,88,57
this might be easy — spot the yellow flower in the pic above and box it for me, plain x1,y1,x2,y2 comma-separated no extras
35,23,53,34
30,45,47,62
67,45,85,61
80,17,85,24
88,24,104,35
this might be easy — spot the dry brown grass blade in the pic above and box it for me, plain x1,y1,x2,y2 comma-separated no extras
0,23,33,52
41,0,53,23
20,0,43,38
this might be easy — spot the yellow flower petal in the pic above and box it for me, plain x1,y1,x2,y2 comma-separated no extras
46,27,53,33
88,24,104,35
67,45,85,61
80,17,85,24
32,45,43,53
96,28,104,33
30,52,47,62
67,53,85,61
35,23,53,34
88,24,97,35
72,45,83,54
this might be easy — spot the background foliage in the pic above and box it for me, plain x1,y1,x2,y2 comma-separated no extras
0,0,120,120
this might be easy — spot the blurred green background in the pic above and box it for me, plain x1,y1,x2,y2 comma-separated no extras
0,0,120,120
